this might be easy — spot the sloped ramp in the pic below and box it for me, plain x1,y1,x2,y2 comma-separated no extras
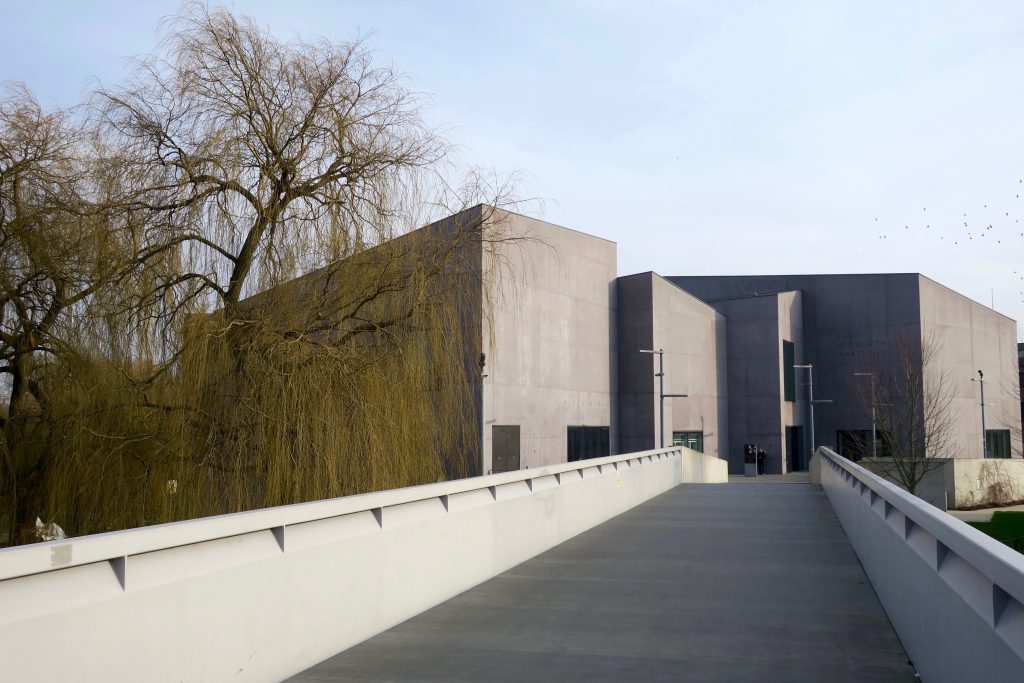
290,483,914,682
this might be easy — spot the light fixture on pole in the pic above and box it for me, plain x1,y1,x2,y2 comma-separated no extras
794,363,832,465
639,348,688,449
970,370,990,458
853,372,876,459
479,352,488,475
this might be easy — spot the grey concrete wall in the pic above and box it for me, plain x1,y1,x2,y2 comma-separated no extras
481,211,617,470
615,273,728,461
776,291,806,473
819,448,1024,683
671,274,932,460
615,274,656,454
919,275,1021,459
707,293,795,473
860,457,1024,509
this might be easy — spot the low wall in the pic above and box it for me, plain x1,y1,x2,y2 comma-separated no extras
0,447,727,682
853,458,1024,510
818,447,1024,683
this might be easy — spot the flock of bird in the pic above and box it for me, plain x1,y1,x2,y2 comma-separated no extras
876,179,1023,247
874,180,1024,301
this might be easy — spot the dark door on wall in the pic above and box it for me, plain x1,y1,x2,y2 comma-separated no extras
492,425,520,473
786,426,803,472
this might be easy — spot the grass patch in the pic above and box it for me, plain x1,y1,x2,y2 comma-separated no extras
968,511,1024,553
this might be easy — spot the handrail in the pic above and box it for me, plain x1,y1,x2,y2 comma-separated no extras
818,447,1024,608
0,446,684,583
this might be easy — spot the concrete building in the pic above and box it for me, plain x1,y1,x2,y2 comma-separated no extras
288,206,1021,475
670,274,1021,472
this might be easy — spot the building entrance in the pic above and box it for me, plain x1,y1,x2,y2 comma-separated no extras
786,426,804,472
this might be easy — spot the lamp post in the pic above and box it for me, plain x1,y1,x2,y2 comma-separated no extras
639,348,688,448
794,363,832,467
971,370,989,458
853,372,876,459
479,352,488,475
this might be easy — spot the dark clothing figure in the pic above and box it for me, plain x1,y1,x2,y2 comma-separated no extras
756,448,767,475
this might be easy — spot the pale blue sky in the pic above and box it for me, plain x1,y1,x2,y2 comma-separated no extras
5,1,1024,329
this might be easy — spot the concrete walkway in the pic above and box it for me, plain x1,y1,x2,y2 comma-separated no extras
727,472,811,484
289,483,914,682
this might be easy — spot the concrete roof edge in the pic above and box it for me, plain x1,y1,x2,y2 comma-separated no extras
917,274,1018,324
622,271,726,317
485,206,618,245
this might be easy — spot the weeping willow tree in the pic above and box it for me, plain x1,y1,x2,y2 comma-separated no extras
1,4,524,544
0,83,151,544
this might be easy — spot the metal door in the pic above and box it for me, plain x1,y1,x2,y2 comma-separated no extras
492,425,520,473
786,426,803,472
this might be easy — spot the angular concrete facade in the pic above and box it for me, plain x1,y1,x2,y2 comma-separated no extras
708,291,806,474
480,210,618,472
615,273,728,458
293,207,1020,476
670,274,1021,472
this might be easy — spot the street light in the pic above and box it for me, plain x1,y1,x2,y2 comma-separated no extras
639,348,688,449
971,370,990,458
853,372,877,459
794,363,832,466
479,353,488,475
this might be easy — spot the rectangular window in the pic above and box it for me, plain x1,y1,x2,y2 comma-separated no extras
567,426,610,462
837,430,871,461
672,431,704,453
986,429,1012,459
783,340,795,402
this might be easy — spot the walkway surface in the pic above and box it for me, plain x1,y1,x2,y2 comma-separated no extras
289,483,915,682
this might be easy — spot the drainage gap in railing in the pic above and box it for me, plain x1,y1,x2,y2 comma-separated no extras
884,504,905,535
529,474,559,493
377,498,448,529
109,556,127,591
286,511,381,551
371,507,383,528
904,520,936,563
993,585,1024,658
492,480,531,501
936,541,993,623
440,494,450,512
271,525,286,552
444,488,493,513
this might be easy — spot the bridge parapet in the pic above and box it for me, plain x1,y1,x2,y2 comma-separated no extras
818,447,1024,683
0,446,726,682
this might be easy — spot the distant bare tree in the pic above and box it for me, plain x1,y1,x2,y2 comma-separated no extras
861,333,958,495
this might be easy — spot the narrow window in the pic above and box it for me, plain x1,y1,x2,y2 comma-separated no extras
783,340,795,402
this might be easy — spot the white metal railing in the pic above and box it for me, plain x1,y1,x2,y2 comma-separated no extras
0,445,726,682
817,447,1024,683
